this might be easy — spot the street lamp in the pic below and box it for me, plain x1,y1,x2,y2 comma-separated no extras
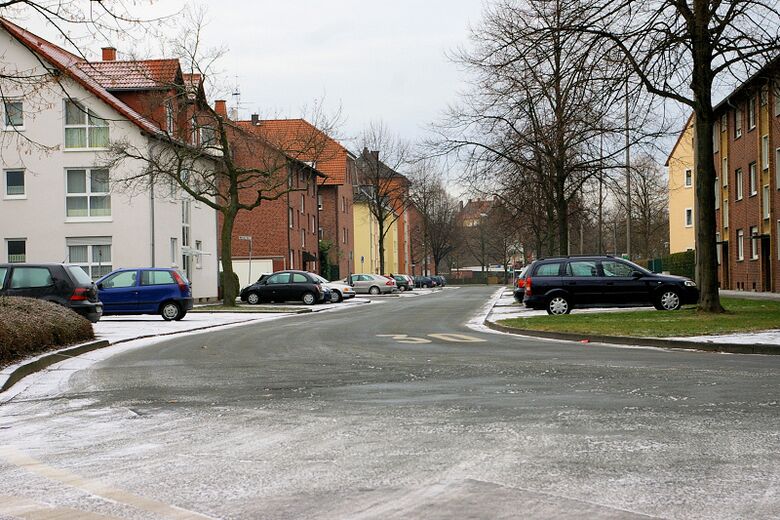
238,235,253,286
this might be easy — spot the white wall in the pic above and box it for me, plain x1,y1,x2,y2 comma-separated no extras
0,28,219,299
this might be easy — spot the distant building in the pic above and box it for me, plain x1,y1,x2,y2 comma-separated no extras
666,116,696,254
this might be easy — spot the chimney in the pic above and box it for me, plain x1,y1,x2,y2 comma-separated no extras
214,100,227,117
251,114,259,125
101,47,117,61
371,150,379,161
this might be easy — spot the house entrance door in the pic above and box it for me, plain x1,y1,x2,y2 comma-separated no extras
761,236,772,291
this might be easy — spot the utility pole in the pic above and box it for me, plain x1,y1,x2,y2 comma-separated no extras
625,77,632,259
598,133,604,254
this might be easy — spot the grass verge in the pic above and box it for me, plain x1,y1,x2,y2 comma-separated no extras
1,297,94,367
497,297,780,338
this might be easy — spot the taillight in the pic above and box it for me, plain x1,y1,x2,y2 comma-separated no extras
70,287,89,301
386,280,394,286
517,278,525,288
171,271,189,293
525,277,532,296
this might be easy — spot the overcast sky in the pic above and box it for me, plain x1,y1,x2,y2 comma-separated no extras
23,1,485,148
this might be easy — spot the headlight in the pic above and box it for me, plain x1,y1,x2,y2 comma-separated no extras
344,287,352,292
684,280,696,287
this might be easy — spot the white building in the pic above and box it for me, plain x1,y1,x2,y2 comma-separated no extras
0,19,218,300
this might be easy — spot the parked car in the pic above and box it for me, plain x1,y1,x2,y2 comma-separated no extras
522,255,699,315
239,270,327,305
342,274,396,294
513,266,530,303
97,268,193,320
0,263,103,323
431,275,447,287
310,273,356,302
413,275,436,288
391,274,412,292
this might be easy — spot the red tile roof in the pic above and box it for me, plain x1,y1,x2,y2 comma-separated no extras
77,59,180,90
244,119,351,186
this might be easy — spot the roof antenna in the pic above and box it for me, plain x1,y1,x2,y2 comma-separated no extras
230,76,241,120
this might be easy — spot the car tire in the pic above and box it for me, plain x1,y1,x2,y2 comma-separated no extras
161,301,181,321
175,311,186,321
546,295,572,315
331,291,343,303
369,286,380,295
423,283,430,288
656,289,682,311
302,292,316,305
246,292,260,305
398,285,406,292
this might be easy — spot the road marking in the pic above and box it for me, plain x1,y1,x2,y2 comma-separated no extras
376,334,432,344
377,333,486,344
0,447,216,520
0,494,122,519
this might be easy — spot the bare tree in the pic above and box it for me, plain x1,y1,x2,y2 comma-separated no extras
559,0,780,311
354,121,410,274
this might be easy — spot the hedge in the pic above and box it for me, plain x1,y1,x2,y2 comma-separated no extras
643,250,696,280
0,297,94,367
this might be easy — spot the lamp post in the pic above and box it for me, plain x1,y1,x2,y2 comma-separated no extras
238,235,253,286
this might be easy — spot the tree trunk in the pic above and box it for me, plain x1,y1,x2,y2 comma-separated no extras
220,209,239,308
377,215,386,274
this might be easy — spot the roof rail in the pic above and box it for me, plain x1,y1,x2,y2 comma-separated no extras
537,254,616,260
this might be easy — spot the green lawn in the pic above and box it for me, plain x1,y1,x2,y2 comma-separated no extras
497,298,780,337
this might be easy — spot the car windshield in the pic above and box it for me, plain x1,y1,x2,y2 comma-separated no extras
311,274,329,284
67,265,94,285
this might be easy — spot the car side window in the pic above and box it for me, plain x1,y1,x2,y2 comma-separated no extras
267,273,290,284
102,271,137,288
292,273,308,283
534,262,562,277
141,270,175,286
9,267,53,288
602,260,634,277
0,267,7,287
567,261,598,277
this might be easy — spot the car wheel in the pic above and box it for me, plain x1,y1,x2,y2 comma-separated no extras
331,291,342,303
246,292,260,305
174,311,187,321
657,289,682,311
546,295,572,315
423,283,430,288
369,286,380,295
398,285,405,292
161,301,181,321
302,292,316,305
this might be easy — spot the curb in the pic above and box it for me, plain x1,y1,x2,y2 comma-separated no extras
0,339,110,393
484,320,780,355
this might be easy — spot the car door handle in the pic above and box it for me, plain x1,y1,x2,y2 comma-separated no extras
565,281,576,285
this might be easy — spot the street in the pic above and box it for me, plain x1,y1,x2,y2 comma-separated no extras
0,286,778,519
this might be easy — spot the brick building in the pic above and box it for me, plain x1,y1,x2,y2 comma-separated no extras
667,58,780,292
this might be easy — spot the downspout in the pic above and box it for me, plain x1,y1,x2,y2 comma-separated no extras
287,165,292,270
148,144,156,267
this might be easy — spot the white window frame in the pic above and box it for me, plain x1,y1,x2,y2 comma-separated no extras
735,107,743,138
684,169,693,188
750,226,759,260
721,113,727,133
715,178,720,210
318,227,323,240
763,185,770,220
722,157,728,187
300,194,305,214
684,208,693,227
749,162,757,196
735,169,743,200
715,232,722,265
762,135,769,170
748,97,756,130
289,250,294,270
67,240,112,280
195,240,203,269
64,99,109,150
318,195,323,210
737,229,744,261
65,168,111,221
5,238,26,263
288,207,294,229
170,237,178,268
713,124,719,153
2,99,24,130
301,228,305,248
4,169,25,199
723,200,729,228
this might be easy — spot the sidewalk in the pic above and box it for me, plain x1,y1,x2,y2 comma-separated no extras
720,289,780,301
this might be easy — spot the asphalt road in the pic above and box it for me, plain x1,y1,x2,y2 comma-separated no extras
0,286,778,520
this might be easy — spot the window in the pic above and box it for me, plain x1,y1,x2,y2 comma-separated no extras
713,125,719,153
602,260,634,277
311,215,315,234
267,272,290,285
3,100,23,128
64,100,108,148
715,179,720,210
750,226,759,260
318,195,323,210
292,273,308,283
735,107,743,138
684,169,692,187
534,262,562,277
342,226,347,244
716,232,722,265
722,157,728,187
318,227,323,240
685,208,693,227
141,270,176,286
748,97,756,130
723,201,729,228
66,169,110,218
721,113,727,132
181,200,191,276
289,250,294,270
165,100,174,134
567,260,598,277
735,168,743,200
9,267,53,289
195,240,202,269
761,86,769,106
101,270,137,289
762,136,770,170
6,239,25,263
300,194,305,214
68,242,111,279
199,125,215,146
288,207,294,228
749,162,757,196
737,229,744,260
764,185,771,220
4,170,24,198
170,237,178,267
301,228,305,248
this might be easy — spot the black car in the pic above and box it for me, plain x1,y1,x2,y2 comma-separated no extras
413,275,436,288
522,255,699,315
431,275,446,287
391,275,412,292
239,270,327,305
0,263,103,322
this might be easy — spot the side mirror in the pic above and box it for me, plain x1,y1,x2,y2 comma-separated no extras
97,282,104,290
631,271,643,279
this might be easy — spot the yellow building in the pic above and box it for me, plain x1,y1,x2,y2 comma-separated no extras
353,201,399,274
666,115,696,253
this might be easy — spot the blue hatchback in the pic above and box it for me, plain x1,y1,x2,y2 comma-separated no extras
96,268,194,320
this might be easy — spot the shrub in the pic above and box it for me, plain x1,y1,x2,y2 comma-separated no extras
0,297,94,367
